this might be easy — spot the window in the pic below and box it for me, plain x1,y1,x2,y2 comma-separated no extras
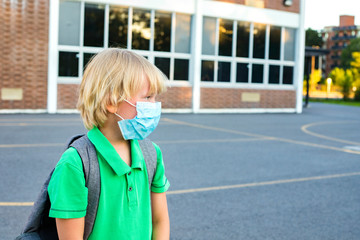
218,19,233,56
252,64,263,83
236,22,250,58
58,3,192,83
253,23,266,59
154,12,171,52
269,26,281,60
199,17,296,85
155,57,170,78
83,53,96,69
218,62,231,82
284,28,296,61
132,9,151,50
84,4,105,47
236,63,249,83
269,65,280,84
283,66,293,85
57,2,297,87
59,1,81,46
175,14,191,53
108,7,128,48
59,52,79,77
202,17,216,55
201,61,214,82
174,59,189,80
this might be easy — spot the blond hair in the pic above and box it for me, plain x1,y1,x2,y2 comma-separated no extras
77,48,167,130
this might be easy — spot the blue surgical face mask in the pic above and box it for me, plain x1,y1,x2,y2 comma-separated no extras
114,100,161,140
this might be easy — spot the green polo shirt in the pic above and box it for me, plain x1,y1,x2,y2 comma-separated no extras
48,127,170,239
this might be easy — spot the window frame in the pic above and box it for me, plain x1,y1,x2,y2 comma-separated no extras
57,2,192,85
200,16,296,88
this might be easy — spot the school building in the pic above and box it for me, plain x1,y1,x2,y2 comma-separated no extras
0,0,305,114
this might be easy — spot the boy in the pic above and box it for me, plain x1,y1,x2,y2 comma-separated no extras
47,48,170,239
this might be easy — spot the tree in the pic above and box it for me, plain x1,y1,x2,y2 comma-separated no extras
309,69,321,92
351,52,360,100
350,52,360,69
305,28,323,47
340,38,360,69
329,67,354,100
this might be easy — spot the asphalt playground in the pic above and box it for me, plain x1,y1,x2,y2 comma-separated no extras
1,102,360,239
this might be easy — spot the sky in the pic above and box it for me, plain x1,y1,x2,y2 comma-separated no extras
304,0,360,30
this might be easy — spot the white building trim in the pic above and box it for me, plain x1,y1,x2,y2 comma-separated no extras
85,0,195,14
202,0,299,28
47,0,60,114
295,0,306,114
191,0,203,113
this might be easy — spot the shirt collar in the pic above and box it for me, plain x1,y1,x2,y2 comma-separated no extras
87,127,143,176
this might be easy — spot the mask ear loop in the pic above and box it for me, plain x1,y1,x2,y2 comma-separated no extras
124,99,136,107
114,112,124,120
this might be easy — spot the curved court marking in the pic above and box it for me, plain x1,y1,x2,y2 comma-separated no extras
167,171,360,195
2,171,360,205
301,121,360,146
162,118,360,155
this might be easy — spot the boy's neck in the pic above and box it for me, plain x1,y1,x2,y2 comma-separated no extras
99,116,132,166
99,115,127,145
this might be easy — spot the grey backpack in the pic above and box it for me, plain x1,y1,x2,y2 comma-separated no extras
15,134,157,240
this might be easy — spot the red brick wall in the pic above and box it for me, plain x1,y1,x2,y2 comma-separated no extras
58,85,295,110
217,0,300,13
200,88,296,108
0,0,49,109
57,84,79,109
57,85,193,110
157,87,193,109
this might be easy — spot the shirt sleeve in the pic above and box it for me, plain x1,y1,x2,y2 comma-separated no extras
151,143,170,193
48,147,88,219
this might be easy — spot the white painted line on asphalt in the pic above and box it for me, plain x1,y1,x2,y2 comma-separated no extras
344,146,360,152
301,121,360,146
167,172,360,195
156,137,268,144
0,118,80,122
162,118,360,155
0,138,266,148
3,172,360,206
0,202,34,206
0,123,81,126
162,118,275,140
0,143,64,148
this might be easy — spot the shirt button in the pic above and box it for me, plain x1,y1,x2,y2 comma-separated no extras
128,171,131,176
129,187,133,191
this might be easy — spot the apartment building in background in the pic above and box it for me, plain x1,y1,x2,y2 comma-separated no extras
1,0,305,114
322,15,360,76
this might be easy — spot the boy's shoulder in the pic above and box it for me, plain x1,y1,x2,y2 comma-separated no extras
55,147,83,171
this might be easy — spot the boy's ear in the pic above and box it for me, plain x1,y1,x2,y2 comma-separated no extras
106,103,117,114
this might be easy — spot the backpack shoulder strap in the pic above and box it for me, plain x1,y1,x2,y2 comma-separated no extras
138,139,157,190
69,134,100,240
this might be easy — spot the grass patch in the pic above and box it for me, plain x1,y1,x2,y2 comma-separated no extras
309,98,360,107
